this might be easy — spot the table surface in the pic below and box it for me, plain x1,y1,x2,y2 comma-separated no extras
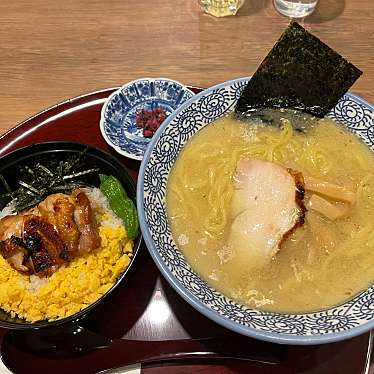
0,0,373,135
0,1,374,373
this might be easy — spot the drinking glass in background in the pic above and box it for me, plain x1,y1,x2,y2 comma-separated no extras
273,0,318,18
199,0,245,17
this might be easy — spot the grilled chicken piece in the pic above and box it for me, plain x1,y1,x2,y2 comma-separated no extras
229,158,306,264
23,216,69,276
38,193,66,227
39,194,80,254
0,215,26,241
72,189,100,252
0,236,31,274
0,189,100,277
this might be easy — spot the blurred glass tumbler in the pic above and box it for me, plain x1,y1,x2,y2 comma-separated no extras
273,0,318,18
199,0,245,17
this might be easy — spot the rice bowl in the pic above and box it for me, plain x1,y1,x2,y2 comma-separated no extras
0,142,140,328
0,187,134,322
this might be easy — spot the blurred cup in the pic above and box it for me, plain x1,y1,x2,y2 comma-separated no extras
273,0,318,18
199,0,245,17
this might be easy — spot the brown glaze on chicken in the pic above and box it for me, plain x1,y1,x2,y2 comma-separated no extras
0,236,31,275
39,194,80,254
72,189,101,252
279,168,307,246
24,216,69,276
0,189,100,277
0,215,26,241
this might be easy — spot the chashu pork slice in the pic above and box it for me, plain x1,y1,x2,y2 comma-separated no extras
229,158,306,263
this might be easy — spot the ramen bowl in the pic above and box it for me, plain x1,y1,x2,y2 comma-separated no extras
137,77,374,345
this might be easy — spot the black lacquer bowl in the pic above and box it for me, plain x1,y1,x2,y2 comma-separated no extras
0,142,141,329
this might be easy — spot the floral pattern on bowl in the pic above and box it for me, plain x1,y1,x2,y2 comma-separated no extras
138,77,374,345
100,78,194,160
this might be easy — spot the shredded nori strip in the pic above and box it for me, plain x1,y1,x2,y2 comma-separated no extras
0,174,11,193
0,149,99,213
235,21,362,118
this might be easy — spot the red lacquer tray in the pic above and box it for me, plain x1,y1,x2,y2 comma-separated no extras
0,88,372,374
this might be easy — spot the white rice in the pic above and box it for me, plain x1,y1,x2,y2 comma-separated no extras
82,187,123,228
0,200,16,219
26,275,49,292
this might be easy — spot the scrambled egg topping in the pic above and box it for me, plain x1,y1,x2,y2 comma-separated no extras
0,213,133,322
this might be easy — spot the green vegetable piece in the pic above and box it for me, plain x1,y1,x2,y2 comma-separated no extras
99,174,139,239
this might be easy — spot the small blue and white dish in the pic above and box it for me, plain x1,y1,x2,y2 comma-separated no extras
138,77,374,345
100,78,194,160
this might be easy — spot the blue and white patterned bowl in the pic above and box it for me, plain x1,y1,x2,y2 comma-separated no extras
138,77,374,345
100,78,194,160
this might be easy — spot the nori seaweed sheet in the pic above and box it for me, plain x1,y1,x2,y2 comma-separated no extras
235,22,362,117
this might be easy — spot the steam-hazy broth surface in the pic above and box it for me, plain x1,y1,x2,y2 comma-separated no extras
166,111,374,313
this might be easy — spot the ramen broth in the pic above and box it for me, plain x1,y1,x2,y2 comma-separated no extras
166,110,374,313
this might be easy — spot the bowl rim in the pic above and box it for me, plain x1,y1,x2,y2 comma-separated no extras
0,141,142,329
138,76,374,345
99,77,195,161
